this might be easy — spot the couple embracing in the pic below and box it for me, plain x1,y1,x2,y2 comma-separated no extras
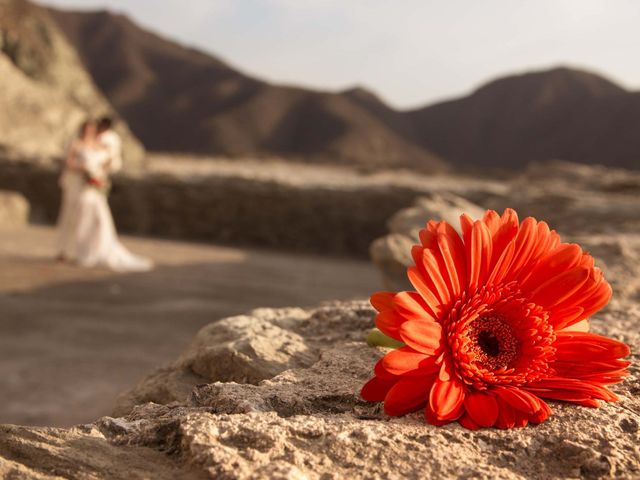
56,116,153,272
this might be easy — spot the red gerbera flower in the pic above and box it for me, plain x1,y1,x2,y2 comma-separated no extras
361,208,630,429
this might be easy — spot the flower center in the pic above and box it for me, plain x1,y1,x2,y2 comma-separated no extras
477,330,500,357
468,315,518,370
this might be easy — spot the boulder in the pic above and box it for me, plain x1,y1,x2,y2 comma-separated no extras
370,162,640,290
485,160,640,235
369,234,414,290
370,193,485,289
0,189,28,227
386,193,486,239
114,305,372,416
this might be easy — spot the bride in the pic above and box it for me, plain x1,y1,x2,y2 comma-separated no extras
56,120,153,272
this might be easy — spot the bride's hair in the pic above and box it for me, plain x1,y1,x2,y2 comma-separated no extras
78,119,96,139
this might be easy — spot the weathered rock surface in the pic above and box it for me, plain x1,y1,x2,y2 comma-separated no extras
1,294,638,479
0,189,28,227
0,0,144,168
0,423,205,479
113,305,375,416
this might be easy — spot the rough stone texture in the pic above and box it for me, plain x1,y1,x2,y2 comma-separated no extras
0,189,28,227
0,0,144,168
113,305,374,416
0,423,205,479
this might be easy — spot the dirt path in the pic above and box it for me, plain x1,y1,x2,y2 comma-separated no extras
0,226,380,427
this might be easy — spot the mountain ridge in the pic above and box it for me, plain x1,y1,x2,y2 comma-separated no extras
46,5,640,170
47,6,444,171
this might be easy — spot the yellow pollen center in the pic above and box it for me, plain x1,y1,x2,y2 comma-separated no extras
468,315,519,370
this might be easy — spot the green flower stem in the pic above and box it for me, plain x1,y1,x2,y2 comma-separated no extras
366,328,405,349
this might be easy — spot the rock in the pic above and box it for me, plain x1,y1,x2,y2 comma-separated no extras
114,305,373,416
0,0,144,169
369,234,414,290
485,160,640,236
370,162,640,291
2,293,639,479
370,193,485,289
0,423,203,479
386,193,486,239
0,189,28,226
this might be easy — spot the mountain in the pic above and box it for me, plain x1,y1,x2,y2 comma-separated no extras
45,5,640,170
46,8,444,171
0,0,144,166
408,67,640,169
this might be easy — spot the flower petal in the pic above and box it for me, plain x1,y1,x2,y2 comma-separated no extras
399,320,443,355
407,266,442,316
458,413,480,430
488,208,519,272
504,217,538,281
529,266,590,309
530,400,552,424
370,292,396,312
494,398,516,429
520,243,582,290
463,391,499,427
483,210,501,235
419,248,452,305
361,376,396,402
429,377,465,420
554,332,631,361
436,222,467,298
525,377,618,404
394,291,437,322
493,386,541,415
384,376,434,416
424,403,451,426
375,310,406,341
380,347,439,377
486,239,516,286
467,220,492,293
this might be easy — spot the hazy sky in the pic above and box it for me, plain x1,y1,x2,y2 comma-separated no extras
42,0,640,108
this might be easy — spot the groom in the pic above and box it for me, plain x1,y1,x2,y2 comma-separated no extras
96,116,123,178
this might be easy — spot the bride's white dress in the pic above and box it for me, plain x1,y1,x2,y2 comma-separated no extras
61,144,153,272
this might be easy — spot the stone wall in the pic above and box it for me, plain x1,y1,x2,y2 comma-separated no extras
0,158,427,256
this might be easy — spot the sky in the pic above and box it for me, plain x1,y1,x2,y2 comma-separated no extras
42,0,640,109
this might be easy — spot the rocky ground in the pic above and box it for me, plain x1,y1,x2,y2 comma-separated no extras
0,161,639,479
